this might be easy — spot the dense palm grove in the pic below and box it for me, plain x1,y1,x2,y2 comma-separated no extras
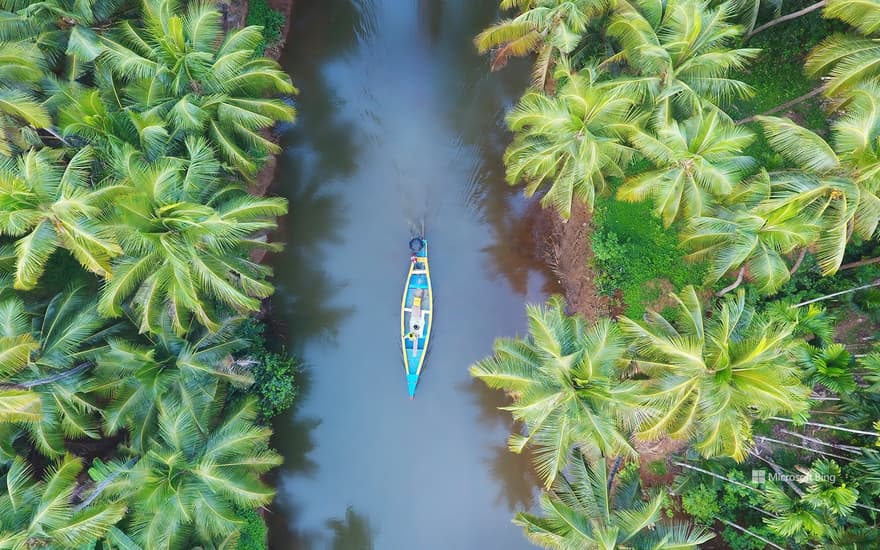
474,0,880,548
0,0,294,548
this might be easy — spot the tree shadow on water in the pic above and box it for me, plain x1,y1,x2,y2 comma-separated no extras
461,377,541,514
264,368,322,549
327,506,376,550
267,172,352,352
487,444,540,513
461,376,512,431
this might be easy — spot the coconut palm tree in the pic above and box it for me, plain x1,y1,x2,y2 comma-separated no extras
515,453,714,548
618,106,756,227
97,140,287,335
0,280,42,426
682,174,819,294
0,41,52,155
604,0,759,114
94,397,281,549
0,147,122,290
470,295,643,486
505,61,638,220
0,455,127,547
0,287,116,457
619,286,810,461
475,0,611,88
0,0,132,80
806,0,880,96
95,0,296,179
757,92,880,274
93,314,253,453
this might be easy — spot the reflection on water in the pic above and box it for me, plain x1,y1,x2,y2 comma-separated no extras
267,0,553,548
328,507,375,550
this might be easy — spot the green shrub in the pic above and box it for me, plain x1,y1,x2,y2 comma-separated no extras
722,526,772,550
247,0,285,53
252,349,299,421
678,465,789,550
236,507,268,550
681,483,720,524
238,318,299,422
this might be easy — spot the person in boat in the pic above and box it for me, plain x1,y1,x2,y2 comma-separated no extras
409,237,424,267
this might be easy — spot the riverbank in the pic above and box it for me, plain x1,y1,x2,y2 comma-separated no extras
532,201,610,322
223,0,295,198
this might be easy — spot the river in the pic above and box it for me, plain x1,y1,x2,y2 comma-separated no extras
266,1,555,548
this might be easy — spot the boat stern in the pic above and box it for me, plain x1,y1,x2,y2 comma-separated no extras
407,373,419,399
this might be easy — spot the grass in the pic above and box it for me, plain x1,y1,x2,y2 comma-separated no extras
591,192,707,318
731,0,842,165
647,459,668,476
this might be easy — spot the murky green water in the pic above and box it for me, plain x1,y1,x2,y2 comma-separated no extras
266,1,555,547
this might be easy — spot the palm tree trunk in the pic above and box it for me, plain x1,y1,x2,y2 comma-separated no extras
780,429,863,454
0,363,91,390
755,435,851,461
855,502,880,513
74,457,138,511
747,504,778,518
745,1,827,40
607,455,623,491
42,126,73,147
752,452,805,496
791,280,880,308
673,461,759,493
789,248,807,276
840,255,880,271
737,86,827,125
716,267,745,296
768,416,880,437
715,517,786,550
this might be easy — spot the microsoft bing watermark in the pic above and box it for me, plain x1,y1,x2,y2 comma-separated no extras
751,469,835,485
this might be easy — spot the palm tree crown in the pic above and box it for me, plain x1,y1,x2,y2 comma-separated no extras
0,147,122,290
505,61,637,219
114,398,280,549
515,455,714,549
97,140,287,335
620,286,810,460
605,0,759,114
618,107,755,227
0,41,50,155
475,0,612,87
94,314,253,452
807,0,880,96
470,295,642,486
94,0,296,178
0,287,116,457
682,173,819,294
0,455,127,548
757,95,880,274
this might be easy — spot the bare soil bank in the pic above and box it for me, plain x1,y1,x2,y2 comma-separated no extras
532,201,612,322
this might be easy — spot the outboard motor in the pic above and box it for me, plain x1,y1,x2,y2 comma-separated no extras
409,237,424,253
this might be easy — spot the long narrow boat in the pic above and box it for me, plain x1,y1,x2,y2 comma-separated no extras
400,237,433,399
